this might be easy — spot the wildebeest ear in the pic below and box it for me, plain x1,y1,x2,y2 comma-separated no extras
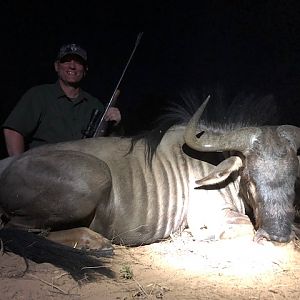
195,156,243,187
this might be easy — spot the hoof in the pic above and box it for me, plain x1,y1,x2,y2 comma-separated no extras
79,236,113,252
47,227,113,253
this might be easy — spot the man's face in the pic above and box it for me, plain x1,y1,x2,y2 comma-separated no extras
54,54,87,86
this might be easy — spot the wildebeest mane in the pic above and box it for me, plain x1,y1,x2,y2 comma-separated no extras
130,90,279,164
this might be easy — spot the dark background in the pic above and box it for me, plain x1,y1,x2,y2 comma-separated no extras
1,1,300,157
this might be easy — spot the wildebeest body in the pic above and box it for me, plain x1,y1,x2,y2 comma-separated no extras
1,96,300,280
1,128,242,246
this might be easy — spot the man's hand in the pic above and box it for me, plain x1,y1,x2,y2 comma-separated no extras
105,107,121,125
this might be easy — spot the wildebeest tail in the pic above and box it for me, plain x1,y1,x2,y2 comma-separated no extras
0,227,114,281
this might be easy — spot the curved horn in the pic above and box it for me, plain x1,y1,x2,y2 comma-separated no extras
277,125,300,150
184,97,262,153
183,95,211,147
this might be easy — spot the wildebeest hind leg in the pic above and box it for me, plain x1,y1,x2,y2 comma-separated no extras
0,150,112,232
47,227,113,252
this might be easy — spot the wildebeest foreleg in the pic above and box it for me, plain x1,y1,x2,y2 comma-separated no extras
218,209,255,239
188,185,254,241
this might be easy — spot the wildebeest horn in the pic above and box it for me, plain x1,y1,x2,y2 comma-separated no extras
277,125,300,150
184,97,262,153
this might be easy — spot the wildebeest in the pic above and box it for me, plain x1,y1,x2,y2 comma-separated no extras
0,95,299,279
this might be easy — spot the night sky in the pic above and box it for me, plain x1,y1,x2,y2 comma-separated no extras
1,1,300,157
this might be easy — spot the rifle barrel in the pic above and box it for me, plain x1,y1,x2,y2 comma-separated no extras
93,32,143,137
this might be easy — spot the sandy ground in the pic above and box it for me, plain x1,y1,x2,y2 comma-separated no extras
1,231,300,300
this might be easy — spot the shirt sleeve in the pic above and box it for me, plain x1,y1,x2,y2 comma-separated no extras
2,87,44,136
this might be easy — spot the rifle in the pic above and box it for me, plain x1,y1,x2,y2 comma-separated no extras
82,90,120,138
82,32,143,138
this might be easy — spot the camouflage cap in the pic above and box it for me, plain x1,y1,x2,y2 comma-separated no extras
57,43,87,62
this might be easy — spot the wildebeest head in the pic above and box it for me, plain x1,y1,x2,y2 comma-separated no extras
184,96,300,243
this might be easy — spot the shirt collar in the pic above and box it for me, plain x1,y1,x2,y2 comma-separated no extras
54,81,88,103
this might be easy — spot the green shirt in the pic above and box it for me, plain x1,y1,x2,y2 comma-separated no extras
3,82,104,148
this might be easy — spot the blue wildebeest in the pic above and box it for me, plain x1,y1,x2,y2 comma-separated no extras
0,96,299,279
